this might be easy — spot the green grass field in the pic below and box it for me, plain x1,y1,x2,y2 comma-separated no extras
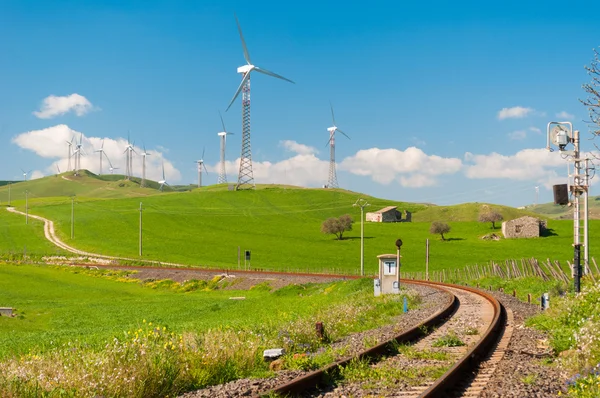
0,263,408,358
1,172,598,273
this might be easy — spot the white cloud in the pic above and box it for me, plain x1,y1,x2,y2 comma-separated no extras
497,106,534,120
12,124,181,183
556,111,574,120
30,170,45,180
529,127,542,134
33,94,95,119
339,147,462,187
210,153,329,187
279,140,318,155
463,148,566,180
508,130,527,140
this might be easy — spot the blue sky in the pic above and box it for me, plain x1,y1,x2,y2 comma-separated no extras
1,0,599,206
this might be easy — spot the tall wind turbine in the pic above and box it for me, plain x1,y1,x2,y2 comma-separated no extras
158,160,169,192
123,134,136,180
195,147,209,188
66,136,74,172
73,133,86,175
217,112,234,184
325,103,350,189
95,139,106,175
140,145,151,188
226,15,294,190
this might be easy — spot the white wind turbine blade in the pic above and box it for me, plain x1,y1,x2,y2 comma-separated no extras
226,71,251,111
203,163,209,174
219,111,227,132
202,147,206,160
337,129,350,140
330,101,336,126
254,66,295,84
235,14,251,65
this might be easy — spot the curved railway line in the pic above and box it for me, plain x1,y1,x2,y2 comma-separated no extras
251,280,507,398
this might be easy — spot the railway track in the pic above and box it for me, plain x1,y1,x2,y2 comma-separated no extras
253,280,506,398
53,263,508,397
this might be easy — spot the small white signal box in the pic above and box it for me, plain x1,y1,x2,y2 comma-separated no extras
375,254,401,295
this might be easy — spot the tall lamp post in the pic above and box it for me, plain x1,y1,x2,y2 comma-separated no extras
353,198,370,276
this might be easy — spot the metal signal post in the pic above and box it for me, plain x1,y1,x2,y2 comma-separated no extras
547,122,593,293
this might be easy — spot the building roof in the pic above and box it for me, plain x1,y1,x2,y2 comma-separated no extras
372,206,397,214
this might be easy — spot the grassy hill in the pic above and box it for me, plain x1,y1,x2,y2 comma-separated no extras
527,195,600,220
411,202,544,222
2,171,598,273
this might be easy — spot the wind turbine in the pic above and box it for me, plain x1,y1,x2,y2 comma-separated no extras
20,168,32,180
140,144,151,188
217,112,234,184
195,147,209,188
95,139,106,175
226,14,294,190
65,136,74,172
73,133,86,175
123,134,136,180
325,103,350,189
158,160,169,192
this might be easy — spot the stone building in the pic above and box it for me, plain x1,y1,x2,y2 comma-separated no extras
501,216,544,238
366,206,412,223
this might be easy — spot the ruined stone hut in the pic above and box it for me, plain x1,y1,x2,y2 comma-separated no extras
501,216,544,238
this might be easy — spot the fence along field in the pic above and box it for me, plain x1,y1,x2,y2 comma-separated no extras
1,173,599,273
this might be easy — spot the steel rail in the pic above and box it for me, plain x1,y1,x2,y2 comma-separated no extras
416,281,505,398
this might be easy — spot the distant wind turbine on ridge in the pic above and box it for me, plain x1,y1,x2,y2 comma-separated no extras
65,135,74,172
158,159,169,192
141,144,151,188
21,168,32,180
217,111,234,184
123,134,136,180
226,14,294,190
95,139,106,175
325,102,350,189
73,133,86,175
195,147,209,188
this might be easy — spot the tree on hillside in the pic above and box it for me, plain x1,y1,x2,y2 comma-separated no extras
430,221,451,241
478,211,503,229
581,47,600,154
321,214,354,240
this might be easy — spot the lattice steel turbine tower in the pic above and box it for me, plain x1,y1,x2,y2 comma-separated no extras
326,103,350,188
217,112,234,184
226,15,294,190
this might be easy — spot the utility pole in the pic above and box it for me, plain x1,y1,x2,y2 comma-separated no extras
353,198,370,276
139,202,143,256
546,122,592,292
70,196,75,239
25,190,29,224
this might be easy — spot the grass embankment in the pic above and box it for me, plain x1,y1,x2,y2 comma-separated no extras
526,277,600,397
0,210,65,258
5,181,599,273
0,263,419,397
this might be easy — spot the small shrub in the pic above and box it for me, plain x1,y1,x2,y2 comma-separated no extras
432,332,465,347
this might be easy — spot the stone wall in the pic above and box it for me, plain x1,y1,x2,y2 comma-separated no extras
501,216,541,238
